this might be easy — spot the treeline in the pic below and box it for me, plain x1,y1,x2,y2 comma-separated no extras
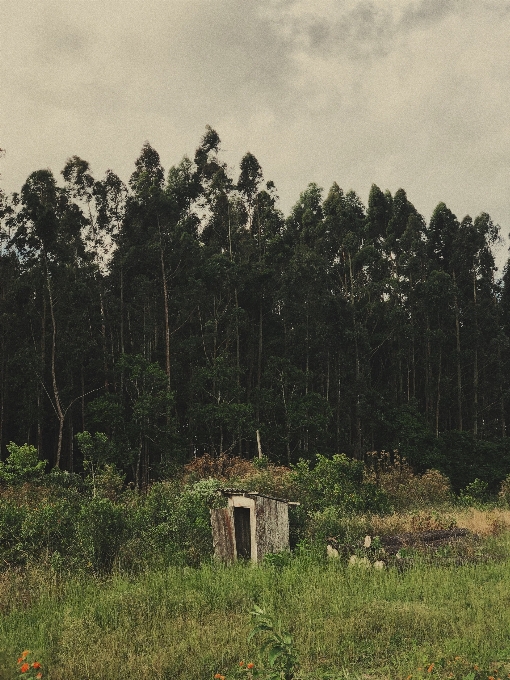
1,126,510,488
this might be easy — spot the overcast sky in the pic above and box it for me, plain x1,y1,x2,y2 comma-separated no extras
2,0,510,267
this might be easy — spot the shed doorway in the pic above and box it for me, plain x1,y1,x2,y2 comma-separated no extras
233,506,251,559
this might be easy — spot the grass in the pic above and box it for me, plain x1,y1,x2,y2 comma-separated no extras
2,518,510,680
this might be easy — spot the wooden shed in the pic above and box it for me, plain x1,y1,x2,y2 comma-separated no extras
210,489,296,563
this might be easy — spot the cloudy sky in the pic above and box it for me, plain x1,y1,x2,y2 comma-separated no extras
2,0,510,266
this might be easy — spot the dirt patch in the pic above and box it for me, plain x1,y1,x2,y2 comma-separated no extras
379,528,470,555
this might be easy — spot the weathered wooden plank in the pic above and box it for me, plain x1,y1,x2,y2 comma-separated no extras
254,496,289,562
210,507,236,562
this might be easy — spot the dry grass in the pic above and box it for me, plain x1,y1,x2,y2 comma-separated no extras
454,508,510,536
369,509,457,536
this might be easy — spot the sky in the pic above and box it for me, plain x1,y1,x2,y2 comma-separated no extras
2,0,510,268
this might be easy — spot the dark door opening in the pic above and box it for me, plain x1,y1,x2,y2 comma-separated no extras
233,507,251,559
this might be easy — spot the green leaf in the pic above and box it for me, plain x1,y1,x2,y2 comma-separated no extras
268,646,285,667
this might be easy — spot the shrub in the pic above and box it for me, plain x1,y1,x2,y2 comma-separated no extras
20,499,78,561
0,500,27,565
305,506,373,546
234,465,297,501
499,473,510,507
365,451,452,511
0,443,46,485
183,453,254,482
75,497,130,573
459,478,490,506
290,454,390,515
124,478,221,569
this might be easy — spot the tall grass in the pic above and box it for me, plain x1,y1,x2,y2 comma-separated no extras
2,536,510,679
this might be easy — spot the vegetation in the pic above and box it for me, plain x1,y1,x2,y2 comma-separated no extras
1,128,510,490
4,131,510,677
2,523,510,679
1,454,510,677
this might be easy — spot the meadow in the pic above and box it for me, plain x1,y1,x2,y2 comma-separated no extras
3,449,510,679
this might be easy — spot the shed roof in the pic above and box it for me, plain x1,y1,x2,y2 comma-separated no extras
218,488,299,505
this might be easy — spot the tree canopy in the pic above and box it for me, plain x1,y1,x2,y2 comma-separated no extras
1,128,509,490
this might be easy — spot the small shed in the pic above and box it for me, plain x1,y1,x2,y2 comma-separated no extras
210,489,297,563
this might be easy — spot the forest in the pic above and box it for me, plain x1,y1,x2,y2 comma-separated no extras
1,126,510,491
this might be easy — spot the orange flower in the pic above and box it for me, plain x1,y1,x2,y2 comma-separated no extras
20,663,30,673
32,662,42,669
36,675,42,680
17,658,23,664
214,675,222,679
247,663,254,669
489,676,495,680
239,661,245,666
427,664,434,673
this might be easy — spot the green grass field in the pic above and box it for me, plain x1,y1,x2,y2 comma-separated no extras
2,527,510,680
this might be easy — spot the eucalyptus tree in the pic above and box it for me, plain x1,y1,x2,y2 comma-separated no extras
61,156,126,400
10,169,95,467
451,213,500,436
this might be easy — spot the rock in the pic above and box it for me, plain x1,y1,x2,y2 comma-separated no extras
348,555,370,568
327,544,339,558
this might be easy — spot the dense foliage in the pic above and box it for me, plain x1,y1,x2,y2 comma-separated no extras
1,128,510,488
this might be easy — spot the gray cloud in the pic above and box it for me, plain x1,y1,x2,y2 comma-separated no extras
1,0,510,270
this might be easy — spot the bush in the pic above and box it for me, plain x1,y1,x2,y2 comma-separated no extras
365,451,452,511
459,478,490,507
499,473,510,506
290,454,391,515
0,443,46,485
20,498,78,560
305,505,373,547
0,500,27,565
75,497,130,573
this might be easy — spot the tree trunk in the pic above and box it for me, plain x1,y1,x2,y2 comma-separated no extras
44,255,64,468
453,272,463,430
435,345,442,438
473,270,479,437
37,295,47,458
158,216,171,391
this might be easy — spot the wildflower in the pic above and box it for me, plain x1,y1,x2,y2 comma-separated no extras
36,675,42,680
489,676,495,680
240,661,245,666
20,663,30,673
20,651,30,661
247,663,254,669
427,664,434,673
32,662,42,669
